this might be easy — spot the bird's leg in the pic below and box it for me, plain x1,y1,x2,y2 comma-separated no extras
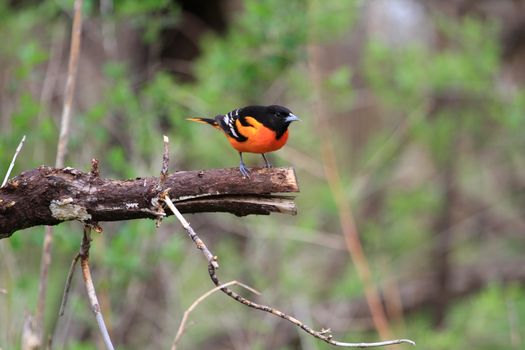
261,153,272,168
238,152,250,178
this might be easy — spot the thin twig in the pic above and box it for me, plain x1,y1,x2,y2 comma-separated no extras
58,253,80,316
208,262,414,348
36,0,83,344
2,135,26,188
161,195,219,269
163,194,415,347
80,225,115,350
56,0,83,168
171,280,260,350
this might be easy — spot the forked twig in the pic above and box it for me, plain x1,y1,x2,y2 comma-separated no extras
171,280,261,350
207,262,414,347
156,134,414,347
80,225,115,350
2,135,26,188
57,226,115,349
58,158,101,317
58,159,101,317
162,194,414,347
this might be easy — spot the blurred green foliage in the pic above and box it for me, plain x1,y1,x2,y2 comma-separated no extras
1,1,524,349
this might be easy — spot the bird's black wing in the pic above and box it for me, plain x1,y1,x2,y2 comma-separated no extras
215,108,248,142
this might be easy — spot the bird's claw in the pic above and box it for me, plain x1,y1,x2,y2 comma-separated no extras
239,163,251,178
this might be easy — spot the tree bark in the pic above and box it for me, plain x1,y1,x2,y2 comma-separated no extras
0,166,299,239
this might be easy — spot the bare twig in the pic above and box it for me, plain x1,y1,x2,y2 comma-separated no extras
58,253,80,316
59,159,101,317
34,1,83,345
163,194,415,347
207,262,414,348
2,135,26,188
171,280,260,350
56,0,83,167
80,225,115,350
156,135,214,264
161,195,219,269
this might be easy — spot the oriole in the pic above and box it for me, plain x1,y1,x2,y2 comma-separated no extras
188,105,299,177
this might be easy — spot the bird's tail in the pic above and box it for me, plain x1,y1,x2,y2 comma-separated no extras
187,117,219,129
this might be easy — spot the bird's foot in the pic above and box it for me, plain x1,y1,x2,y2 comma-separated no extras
239,163,251,178
261,154,272,168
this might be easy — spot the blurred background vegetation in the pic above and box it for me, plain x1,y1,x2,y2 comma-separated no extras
1,0,525,349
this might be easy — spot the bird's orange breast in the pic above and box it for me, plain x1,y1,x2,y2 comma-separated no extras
224,116,289,154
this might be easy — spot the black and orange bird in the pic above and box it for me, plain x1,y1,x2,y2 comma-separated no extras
188,105,299,177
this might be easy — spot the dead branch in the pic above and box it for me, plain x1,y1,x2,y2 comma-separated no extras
0,166,299,239
161,194,415,348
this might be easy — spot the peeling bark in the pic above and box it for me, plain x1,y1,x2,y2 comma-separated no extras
0,166,299,238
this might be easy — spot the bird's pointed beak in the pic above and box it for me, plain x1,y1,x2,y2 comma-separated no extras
285,113,300,123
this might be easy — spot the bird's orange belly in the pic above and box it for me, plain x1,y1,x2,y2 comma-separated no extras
227,129,289,154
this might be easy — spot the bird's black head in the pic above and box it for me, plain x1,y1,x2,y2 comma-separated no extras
267,105,300,124
241,105,299,139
